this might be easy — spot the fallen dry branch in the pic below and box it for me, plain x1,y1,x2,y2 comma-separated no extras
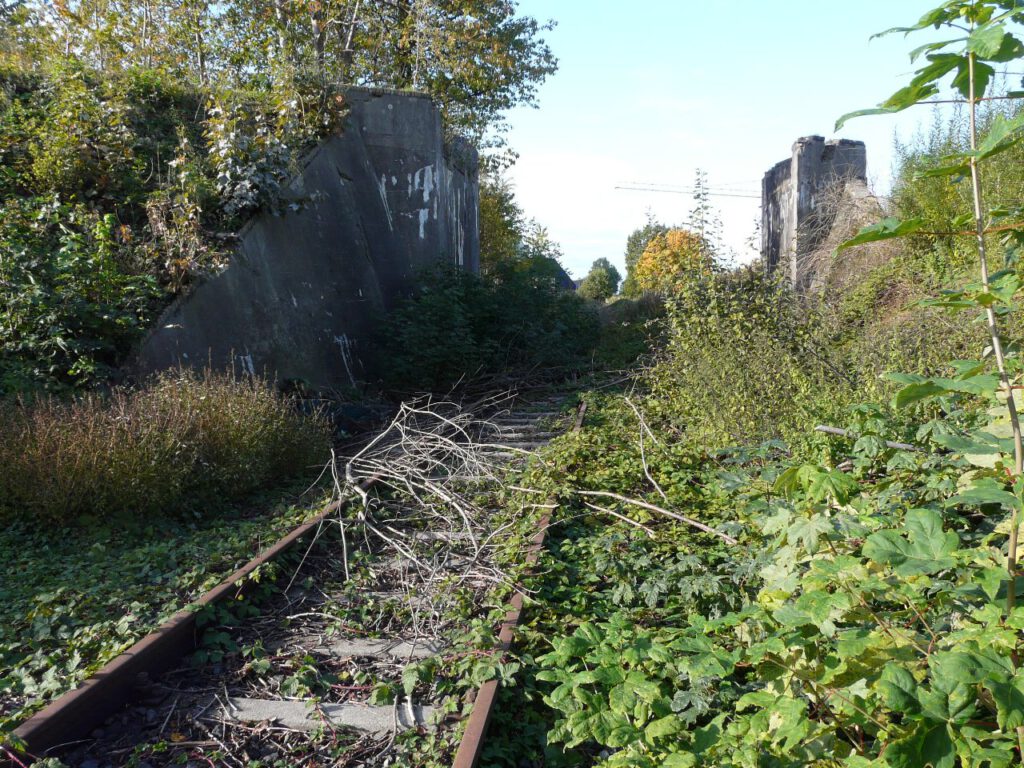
574,489,740,545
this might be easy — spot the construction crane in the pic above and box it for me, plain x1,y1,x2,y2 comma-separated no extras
614,182,760,200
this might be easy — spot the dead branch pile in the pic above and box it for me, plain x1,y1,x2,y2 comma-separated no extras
796,175,893,296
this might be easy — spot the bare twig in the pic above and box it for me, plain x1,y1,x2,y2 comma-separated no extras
574,490,739,545
583,502,656,538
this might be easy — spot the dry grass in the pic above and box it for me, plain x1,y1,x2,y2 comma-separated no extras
796,176,897,298
0,368,330,523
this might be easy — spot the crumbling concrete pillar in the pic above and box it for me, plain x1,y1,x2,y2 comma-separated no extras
762,136,866,290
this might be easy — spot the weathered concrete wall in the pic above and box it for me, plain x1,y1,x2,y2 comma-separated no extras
135,87,479,389
761,136,866,290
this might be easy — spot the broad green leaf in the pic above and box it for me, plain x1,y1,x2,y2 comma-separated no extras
836,104,909,130
588,710,637,748
968,25,1009,58
974,111,1024,161
878,665,920,714
952,59,994,98
609,683,637,715
805,468,859,505
894,381,948,408
787,514,834,552
930,432,1012,467
986,31,1024,63
881,82,942,110
911,53,961,89
909,39,964,63
836,217,925,251
662,755,696,768
872,7,958,39
915,160,970,179
645,714,683,739
862,508,959,576
885,722,955,768
891,374,1001,408
984,676,1024,730
947,477,1022,511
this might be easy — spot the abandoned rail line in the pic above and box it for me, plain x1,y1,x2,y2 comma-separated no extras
8,391,585,767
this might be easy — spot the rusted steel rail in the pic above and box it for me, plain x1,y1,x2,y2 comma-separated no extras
9,490,360,763
8,396,582,765
451,399,587,768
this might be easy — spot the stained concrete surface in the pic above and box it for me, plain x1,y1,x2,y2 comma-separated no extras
135,88,479,389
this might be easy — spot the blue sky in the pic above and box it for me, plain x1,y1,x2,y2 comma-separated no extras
502,0,955,278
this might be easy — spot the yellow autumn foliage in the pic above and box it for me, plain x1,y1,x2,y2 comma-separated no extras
633,229,713,294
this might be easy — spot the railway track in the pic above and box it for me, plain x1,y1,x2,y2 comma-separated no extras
13,391,582,767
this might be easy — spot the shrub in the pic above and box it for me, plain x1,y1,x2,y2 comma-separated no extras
0,368,330,524
376,262,600,392
0,197,163,391
645,267,852,450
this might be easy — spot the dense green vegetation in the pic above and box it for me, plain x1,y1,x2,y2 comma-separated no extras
479,5,1024,766
377,261,599,392
0,1,556,393
0,483,329,738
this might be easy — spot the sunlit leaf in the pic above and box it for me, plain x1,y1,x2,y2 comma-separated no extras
836,217,925,252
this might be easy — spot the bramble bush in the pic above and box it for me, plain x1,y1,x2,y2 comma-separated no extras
646,266,854,452
484,5,1024,766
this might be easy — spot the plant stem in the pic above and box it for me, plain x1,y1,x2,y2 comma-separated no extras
968,52,1023,610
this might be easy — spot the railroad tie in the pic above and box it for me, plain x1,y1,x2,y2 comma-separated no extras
225,697,435,735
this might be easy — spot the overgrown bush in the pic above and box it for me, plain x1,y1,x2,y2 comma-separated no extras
646,267,853,450
376,260,600,392
0,61,346,391
0,369,329,524
0,197,162,391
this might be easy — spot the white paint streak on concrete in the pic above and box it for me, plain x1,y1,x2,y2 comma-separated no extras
410,165,436,204
422,165,434,203
333,334,358,388
239,353,256,376
378,174,394,231
418,208,429,239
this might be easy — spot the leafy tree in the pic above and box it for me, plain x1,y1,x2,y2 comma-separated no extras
578,257,621,301
13,1,557,151
633,228,713,295
621,213,668,298
520,221,563,262
479,173,524,274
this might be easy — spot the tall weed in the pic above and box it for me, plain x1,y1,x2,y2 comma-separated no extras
0,369,329,523
644,268,852,450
